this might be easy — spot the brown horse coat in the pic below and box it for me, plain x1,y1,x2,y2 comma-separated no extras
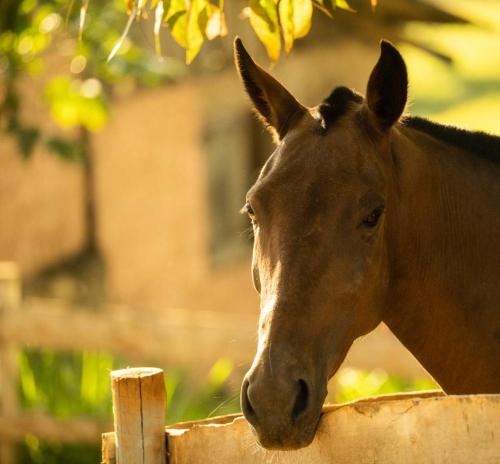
234,38,500,450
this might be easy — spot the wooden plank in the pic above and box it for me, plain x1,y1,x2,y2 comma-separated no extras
111,368,166,464
164,393,500,464
0,262,21,464
0,412,109,444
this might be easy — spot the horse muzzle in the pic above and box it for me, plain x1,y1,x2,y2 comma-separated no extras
241,364,326,450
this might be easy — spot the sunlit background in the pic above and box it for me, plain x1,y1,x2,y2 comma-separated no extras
0,0,499,462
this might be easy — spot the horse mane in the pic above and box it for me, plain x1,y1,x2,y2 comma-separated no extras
403,116,500,165
319,87,500,165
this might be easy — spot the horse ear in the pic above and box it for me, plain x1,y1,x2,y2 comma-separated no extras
365,40,408,130
234,37,306,140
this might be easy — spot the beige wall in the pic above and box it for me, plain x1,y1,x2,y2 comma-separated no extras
92,82,210,309
0,138,86,275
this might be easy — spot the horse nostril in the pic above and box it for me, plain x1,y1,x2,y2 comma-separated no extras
241,379,257,422
292,379,309,422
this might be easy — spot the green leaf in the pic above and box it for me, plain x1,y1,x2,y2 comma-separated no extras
44,77,108,131
335,0,356,12
186,0,209,64
279,0,313,53
154,0,164,56
16,126,40,158
108,3,137,62
45,137,84,161
165,0,188,49
249,0,280,61
78,0,90,41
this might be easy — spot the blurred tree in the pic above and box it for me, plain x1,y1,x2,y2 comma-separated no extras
0,0,183,160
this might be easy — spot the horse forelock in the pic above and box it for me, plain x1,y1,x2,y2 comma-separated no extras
318,86,363,132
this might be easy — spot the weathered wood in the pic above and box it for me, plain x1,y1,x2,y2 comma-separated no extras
101,432,116,464
3,297,257,368
0,262,21,464
102,391,500,463
111,368,166,464
164,393,500,464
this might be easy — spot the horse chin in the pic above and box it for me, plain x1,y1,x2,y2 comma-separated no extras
251,408,322,451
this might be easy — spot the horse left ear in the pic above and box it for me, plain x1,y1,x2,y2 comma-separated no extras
234,37,306,141
365,40,408,131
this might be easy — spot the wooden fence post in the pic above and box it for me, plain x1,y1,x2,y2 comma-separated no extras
111,367,167,464
0,262,21,464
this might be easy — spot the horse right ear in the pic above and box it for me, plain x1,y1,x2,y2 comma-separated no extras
234,38,306,141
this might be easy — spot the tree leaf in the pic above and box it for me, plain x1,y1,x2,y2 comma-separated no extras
107,3,137,62
205,5,227,40
125,0,135,15
165,0,188,49
154,0,164,56
137,0,147,16
17,127,40,159
186,0,209,64
79,0,90,41
249,0,280,61
335,0,356,13
312,0,334,18
279,0,313,53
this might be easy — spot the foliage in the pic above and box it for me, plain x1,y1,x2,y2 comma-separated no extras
85,0,368,64
19,349,115,419
0,0,184,159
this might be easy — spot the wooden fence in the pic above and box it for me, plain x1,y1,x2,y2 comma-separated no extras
0,261,430,463
101,368,500,464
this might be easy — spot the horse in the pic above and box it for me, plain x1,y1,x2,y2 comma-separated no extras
233,38,500,450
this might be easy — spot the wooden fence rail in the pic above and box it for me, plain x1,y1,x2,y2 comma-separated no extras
4,297,257,366
102,368,500,464
0,261,431,463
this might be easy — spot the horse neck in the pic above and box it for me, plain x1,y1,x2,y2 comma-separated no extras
381,125,500,394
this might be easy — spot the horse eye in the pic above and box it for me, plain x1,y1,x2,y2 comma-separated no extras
244,202,256,222
362,206,384,228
